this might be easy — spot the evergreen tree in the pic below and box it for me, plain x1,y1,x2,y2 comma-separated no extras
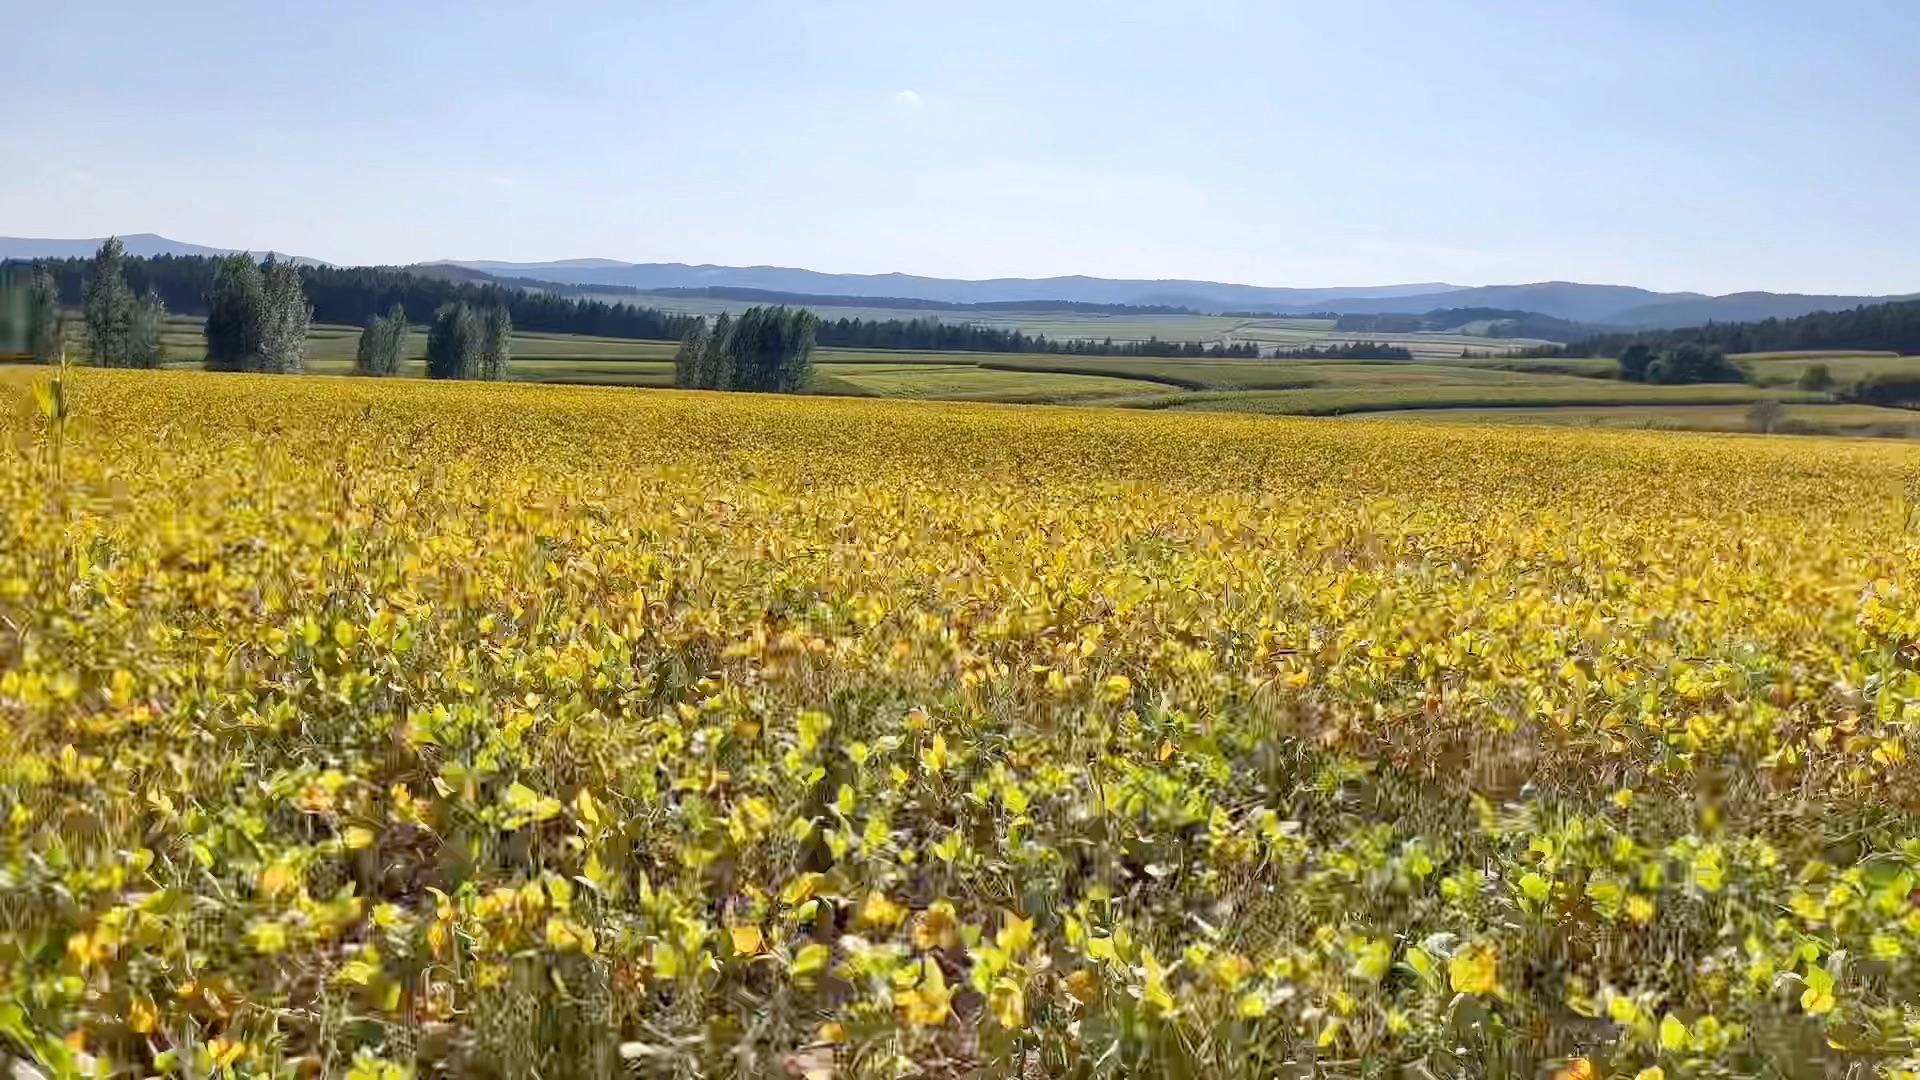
126,290,167,369
672,317,710,389
204,254,266,371
426,302,480,379
478,305,513,380
27,263,63,364
83,237,135,366
256,256,312,373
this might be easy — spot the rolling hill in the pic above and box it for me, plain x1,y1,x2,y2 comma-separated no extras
0,233,327,265
4,235,1913,329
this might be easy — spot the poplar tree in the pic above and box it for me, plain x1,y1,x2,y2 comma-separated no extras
672,317,709,388
355,303,410,376
478,305,513,380
700,312,734,390
126,289,167,368
426,302,479,379
82,237,134,366
27,263,62,364
256,256,312,373
204,254,266,371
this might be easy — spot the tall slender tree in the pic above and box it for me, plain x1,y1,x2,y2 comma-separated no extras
478,305,512,380
126,289,167,369
727,306,818,392
354,303,409,376
83,237,135,366
380,303,410,375
256,256,312,373
204,254,266,371
699,312,734,390
27,263,63,364
426,302,479,379
672,317,710,388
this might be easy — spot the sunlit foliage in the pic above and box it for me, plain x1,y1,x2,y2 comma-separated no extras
3,369,1920,1078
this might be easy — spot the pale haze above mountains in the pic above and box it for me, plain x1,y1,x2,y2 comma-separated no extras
4,234,1914,329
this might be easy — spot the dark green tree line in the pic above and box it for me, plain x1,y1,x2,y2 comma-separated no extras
1568,297,1920,358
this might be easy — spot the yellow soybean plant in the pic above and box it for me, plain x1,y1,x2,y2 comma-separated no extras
3,368,1920,1078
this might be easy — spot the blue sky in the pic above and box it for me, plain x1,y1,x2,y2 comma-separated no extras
4,0,1917,293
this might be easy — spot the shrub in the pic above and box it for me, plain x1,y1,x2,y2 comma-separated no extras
1796,362,1835,392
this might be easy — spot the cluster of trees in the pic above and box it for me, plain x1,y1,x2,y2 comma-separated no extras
1271,341,1416,361
355,305,410,376
80,238,170,367
1614,343,1746,385
1846,372,1920,407
1567,296,1920,357
673,307,818,392
423,303,513,380
1334,308,1596,343
1095,338,1261,358
204,254,313,372
11,252,692,343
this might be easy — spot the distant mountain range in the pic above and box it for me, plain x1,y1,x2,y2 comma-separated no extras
0,233,327,266
449,259,1461,311
443,261,1918,328
3,234,1912,330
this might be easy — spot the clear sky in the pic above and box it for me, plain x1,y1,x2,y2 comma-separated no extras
4,0,1917,294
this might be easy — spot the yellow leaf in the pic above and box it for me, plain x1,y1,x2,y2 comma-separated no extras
791,942,832,977
730,925,765,956
1659,1012,1689,1051
989,977,1026,1028
1448,942,1498,996
857,891,907,930
898,958,953,1025
1801,966,1836,1015
913,901,961,951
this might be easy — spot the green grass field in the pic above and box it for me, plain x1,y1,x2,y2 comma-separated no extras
1736,350,1920,386
114,317,1920,436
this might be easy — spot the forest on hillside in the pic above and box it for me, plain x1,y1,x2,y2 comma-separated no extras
1565,296,1920,356
8,253,1263,358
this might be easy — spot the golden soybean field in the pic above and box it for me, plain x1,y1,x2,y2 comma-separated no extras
4,368,1920,1079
